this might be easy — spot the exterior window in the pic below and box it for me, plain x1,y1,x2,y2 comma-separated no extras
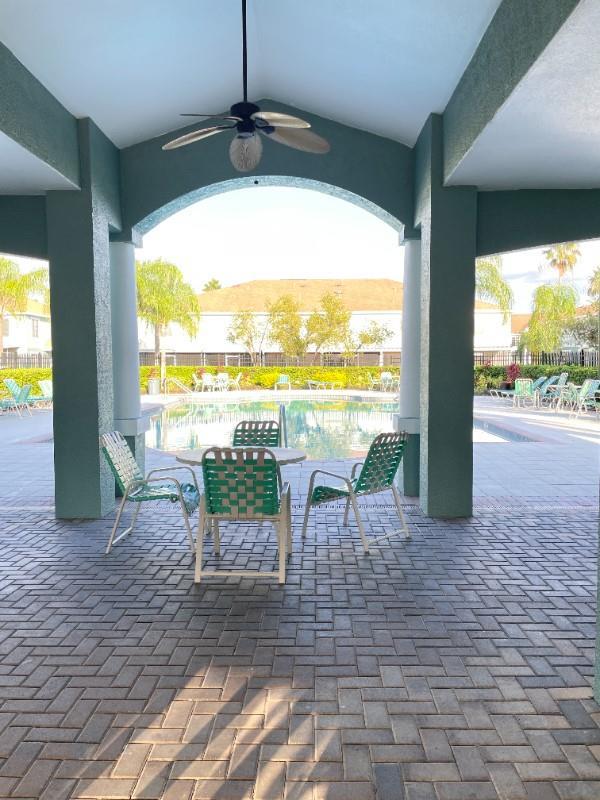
2,318,8,336
32,319,39,338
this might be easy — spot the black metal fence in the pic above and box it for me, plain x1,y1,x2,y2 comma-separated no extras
0,352,52,369
139,351,401,368
474,349,598,367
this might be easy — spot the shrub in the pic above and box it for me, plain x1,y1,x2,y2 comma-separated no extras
474,364,598,393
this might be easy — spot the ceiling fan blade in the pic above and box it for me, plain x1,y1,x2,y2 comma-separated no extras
252,111,311,129
180,114,242,121
162,125,235,151
261,127,330,154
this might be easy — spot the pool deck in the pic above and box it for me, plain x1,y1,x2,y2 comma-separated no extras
0,395,597,799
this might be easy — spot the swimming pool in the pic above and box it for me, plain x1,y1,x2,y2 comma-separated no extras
147,399,529,459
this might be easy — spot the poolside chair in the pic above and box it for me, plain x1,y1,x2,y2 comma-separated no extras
233,420,281,446
301,432,410,553
195,447,291,584
571,379,600,417
273,374,291,391
101,431,200,554
367,373,381,390
1,383,33,416
512,378,534,407
380,371,394,391
228,372,242,390
548,372,569,408
535,375,559,407
196,373,216,392
215,372,230,391
30,379,53,408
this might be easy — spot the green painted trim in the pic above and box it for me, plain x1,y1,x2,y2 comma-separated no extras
0,42,80,187
443,0,579,182
402,433,420,497
118,99,415,239
0,196,47,258
477,189,600,256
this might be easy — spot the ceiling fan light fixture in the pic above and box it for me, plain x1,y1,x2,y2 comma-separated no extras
229,132,263,172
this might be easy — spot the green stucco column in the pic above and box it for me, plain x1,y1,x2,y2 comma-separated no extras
395,238,421,496
415,115,477,518
110,242,147,473
46,119,121,519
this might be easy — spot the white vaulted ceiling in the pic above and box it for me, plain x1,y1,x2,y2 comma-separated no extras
0,0,501,148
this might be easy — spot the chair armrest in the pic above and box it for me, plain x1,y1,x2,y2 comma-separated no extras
350,462,364,479
146,465,199,492
306,468,354,489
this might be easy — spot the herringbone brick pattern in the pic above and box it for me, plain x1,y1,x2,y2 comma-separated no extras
0,500,597,799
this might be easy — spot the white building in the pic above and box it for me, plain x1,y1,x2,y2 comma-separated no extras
1,300,52,356
138,278,512,364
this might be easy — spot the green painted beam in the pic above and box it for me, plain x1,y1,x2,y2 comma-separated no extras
0,196,47,258
0,42,80,187
477,189,600,256
117,100,415,238
443,0,579,183
416,115,477,518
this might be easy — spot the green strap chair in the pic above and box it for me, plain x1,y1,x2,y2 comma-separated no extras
101,431,200,554
196,447,291,584
273,374,291,391
301,432,410,553
233,419,281,446
512,378,534,407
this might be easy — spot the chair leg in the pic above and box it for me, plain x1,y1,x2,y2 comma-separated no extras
301,472,317,539
106,494,131,554
213,520,221,555
277,521,286,584
391,484,410,538
350,492,369,553
195,501,205,583
180,503,195,553
343,496,351,526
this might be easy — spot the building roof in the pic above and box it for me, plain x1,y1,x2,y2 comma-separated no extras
511,313,531,334
199,279,500,313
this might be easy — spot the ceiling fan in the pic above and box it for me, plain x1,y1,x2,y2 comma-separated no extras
162,0,330,172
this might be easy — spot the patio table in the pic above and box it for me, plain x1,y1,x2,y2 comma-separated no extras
176,446,307,467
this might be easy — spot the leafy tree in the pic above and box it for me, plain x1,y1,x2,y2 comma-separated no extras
542,242,580,282
564,315,599,349
521,284,577,353
306,293,352,362
475,255,513,321
203,278,222,292
227,310,268,365
343,320,394,363
136,259,200,362
0,258,48,356
267,295,308,361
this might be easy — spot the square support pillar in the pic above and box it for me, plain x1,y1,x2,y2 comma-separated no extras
47,193,115,518
415,115,477,518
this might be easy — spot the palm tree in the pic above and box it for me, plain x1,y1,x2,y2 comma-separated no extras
136,259,200,362
475,255,513,321
542,242,580,282
0,258,48,357
203,278,222,292
588,266,600,306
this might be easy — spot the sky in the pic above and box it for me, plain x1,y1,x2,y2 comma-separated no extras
7,186,600,313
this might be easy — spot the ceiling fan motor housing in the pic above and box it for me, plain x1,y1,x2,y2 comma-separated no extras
231,101,261,135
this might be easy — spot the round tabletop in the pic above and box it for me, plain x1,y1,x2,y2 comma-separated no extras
176,446,307,467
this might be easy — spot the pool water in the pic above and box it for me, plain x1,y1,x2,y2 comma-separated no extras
147,399,528,460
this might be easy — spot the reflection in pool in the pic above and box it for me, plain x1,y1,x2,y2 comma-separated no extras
147,399,400,460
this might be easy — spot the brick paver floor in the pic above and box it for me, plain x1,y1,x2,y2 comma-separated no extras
0,497,598,800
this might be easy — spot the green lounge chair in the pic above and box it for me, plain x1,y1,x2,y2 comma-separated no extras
273,374,291,391
535,375,559,406
512,378,534,407
195,446,291,584
1,382,32,416
572,379,600,417
101,431,200,554
301,432,410,553
228,372,242,390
